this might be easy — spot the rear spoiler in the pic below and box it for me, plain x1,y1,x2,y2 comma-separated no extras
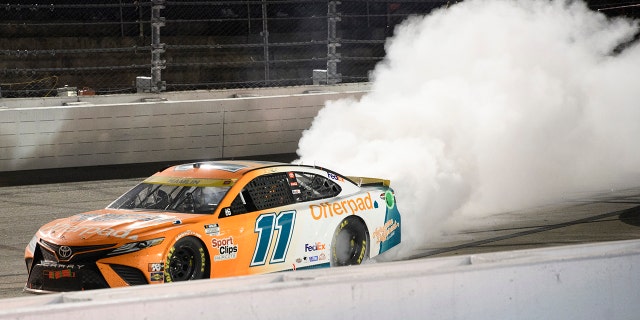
346,176,391,187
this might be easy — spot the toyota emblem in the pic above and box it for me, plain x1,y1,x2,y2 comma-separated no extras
58,246,72,259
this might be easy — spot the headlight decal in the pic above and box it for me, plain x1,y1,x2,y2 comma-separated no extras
108,238,164,256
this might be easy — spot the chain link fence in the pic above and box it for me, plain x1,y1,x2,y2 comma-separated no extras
1,0,637,98
1,1,153,97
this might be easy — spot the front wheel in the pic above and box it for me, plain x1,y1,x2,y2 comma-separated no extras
331,216,370,266
165,236,209,282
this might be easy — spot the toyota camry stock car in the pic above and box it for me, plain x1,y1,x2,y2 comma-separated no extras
25,160,401,292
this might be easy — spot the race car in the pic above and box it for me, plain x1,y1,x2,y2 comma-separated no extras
24,160,401,292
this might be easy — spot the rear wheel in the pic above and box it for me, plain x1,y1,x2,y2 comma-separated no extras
164,236,209,282
331,216,370,266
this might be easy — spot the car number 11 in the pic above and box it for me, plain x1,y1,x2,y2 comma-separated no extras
250,210,296,266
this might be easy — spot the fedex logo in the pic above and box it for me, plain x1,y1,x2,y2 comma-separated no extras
305,242,326,252
327,172,344,182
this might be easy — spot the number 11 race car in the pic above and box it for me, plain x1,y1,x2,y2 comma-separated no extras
25,161,401,292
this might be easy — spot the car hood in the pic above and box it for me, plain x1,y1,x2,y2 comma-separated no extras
37,209,201,244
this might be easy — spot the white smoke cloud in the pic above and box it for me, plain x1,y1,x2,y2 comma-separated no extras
296,0,640,255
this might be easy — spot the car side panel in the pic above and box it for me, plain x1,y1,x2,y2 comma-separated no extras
206,204,325,277
206,188,394,278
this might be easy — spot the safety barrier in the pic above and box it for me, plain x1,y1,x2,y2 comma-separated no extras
0,84,369,172
1,239,639,319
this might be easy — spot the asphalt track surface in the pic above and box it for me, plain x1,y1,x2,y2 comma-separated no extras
1,179,639,299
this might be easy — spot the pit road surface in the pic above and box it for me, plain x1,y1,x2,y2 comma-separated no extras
1,179,639,299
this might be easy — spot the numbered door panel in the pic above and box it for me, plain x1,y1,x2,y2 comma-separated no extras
250,210,296,266
208,207,302,277
209,172,302,277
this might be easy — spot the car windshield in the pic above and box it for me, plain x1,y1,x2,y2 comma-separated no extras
108,183,231,214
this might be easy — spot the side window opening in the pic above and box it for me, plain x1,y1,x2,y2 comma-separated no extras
293,172,341,202
219,171,344,217
221,173,294,218
228,189,254,216
247,173,295,210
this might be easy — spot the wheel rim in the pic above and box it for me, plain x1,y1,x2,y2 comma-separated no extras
334,230,358,264
333,219,369,266
167,246,196,281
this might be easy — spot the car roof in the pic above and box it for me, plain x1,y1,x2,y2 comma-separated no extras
151,160,288,180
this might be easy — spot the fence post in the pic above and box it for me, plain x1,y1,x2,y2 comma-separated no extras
327,1,342,85
261,0,270,85
151,0,166,93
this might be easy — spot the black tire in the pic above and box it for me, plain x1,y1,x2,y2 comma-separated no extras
164,236,209,282
331,216,370,266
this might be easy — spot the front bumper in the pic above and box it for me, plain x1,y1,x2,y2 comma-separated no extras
25,241,158,292
25,261,109,293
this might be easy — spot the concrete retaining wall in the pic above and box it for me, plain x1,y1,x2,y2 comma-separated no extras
0,84,369,172
1,239,639,319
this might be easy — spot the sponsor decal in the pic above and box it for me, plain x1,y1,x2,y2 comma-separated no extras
43,222,136,239
372,219,400,243
304,242,326,252
41,261,85,269
166,178,201,185
296,255,326,264
149,272,164,282
297,257,313,264
384,191,395,209
204,224,220,236
148,263,164,272
72,213,176,223
212,236,238,261
144,175,236,187
288,172,301,196
44,269,76,279
309,193,374,220
176,230,201,240
327,172,344,182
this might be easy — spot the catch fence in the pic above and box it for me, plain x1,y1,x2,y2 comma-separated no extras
0,0,448,97
1,0,636,97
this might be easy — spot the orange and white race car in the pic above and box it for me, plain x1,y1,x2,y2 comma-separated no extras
24,160,401,292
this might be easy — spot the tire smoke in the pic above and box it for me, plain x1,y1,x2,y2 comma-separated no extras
296,0,640,255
